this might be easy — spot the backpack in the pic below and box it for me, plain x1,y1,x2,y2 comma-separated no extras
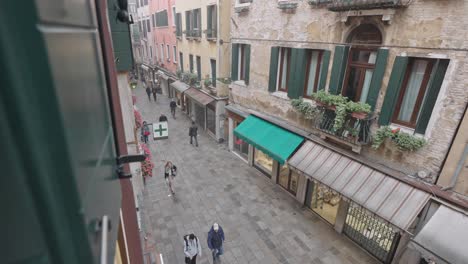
184,235,198,248
171,165,177,177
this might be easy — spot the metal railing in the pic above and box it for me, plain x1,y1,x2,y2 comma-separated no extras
313,107,374,145
327,0,403,11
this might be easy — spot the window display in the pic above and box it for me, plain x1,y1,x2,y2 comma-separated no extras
254,148,273,177
194,103,205,129
305,180,340,224
207,103,216,134
278,165,298,195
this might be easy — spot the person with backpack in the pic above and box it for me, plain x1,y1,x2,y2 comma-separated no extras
141,121,150,143
170,99,177,119
145,84,151,101
183,233,201,264
151,85,157,102
164,161,177,195
189,121,198,147
159,114,168,122
207,223,225,263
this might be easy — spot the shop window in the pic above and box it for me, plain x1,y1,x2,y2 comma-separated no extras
233,122,249,159
194,103,205,129
303,50,324,98
392,59,434,128
254,148,273,177
278,164,298,195
207,103,216,135
277,47,291,92
305,180,340,225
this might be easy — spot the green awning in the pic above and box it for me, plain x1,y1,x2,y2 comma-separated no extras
234,115,304,164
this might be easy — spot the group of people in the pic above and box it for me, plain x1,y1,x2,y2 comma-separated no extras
145,80,159,102
184,223,225,264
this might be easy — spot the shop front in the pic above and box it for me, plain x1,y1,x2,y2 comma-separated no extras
234,115,304,179
277,164,299,195
157,70,170,96
288,140,431,264
169,81,189,112
226,106,249,161
184,88,215,135
206,102,216,136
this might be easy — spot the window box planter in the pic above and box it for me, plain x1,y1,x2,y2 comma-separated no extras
277,1,298,10
351,111,368,120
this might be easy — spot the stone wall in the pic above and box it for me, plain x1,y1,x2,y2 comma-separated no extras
230,0,468,182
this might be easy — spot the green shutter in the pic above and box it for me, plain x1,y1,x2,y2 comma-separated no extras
207,7,212,38
415,59,449,134
366,48,389,111
231,44,239,80
185,12,190,36
245,44,251,85
378,56,409,126
268,47,279,92
328,45,349,94
287,49,307,99
318,50,330,91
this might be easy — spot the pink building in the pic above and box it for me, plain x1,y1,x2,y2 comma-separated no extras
150,0,177,75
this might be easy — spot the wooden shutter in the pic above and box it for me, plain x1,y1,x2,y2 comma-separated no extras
366,48,389,111
185,12,190,37
318,50,330,91
268,47,280,92
244,45,251,85
378,56,408,126
328,45,349,94
207,6,212,38
231,44,239,81
287,48,307,99
415,59,449,134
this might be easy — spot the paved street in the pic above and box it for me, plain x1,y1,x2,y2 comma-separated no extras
135,85,377,264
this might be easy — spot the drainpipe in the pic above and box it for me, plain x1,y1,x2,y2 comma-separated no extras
441,143,468,191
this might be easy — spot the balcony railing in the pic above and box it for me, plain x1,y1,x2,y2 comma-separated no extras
206,28,217,39
313,107,375,153
185,29,201,38
327,0,403,11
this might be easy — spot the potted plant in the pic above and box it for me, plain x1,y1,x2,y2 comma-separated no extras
346,127,359,141
203,75,212,88
346,101,371,119
176,69,183,79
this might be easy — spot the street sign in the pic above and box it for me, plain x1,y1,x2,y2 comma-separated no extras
153,121,168,140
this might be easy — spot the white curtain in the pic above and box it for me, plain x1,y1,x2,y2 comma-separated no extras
398,60,428,122
306,51,320,96
280,49,289,89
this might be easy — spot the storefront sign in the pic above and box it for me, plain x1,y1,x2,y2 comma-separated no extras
153,121,168,140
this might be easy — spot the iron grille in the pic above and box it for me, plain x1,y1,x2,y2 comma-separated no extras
343,203,400,263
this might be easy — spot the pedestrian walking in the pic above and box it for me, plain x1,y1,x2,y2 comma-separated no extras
207,223,225,263
145,85,151,101
159,114,168,122
170,99,177,119
183,233,202,264
141,121,150,143
189,121,198,147
164,161,177,195
152,86,157,101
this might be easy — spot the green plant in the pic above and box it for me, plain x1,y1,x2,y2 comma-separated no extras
346,101,371,113
372,126,426,151
290,98,317,119
176,69,183,79
217,77,231,84
347,127,359,137
332,103,347,132
203,75,212,87
311,90,347,106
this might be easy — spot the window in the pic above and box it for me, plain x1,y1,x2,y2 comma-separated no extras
189,54,194,73
156,10,168,27
176,13,182,37
192,9,201,38
342,48,377,103
142,20,147,38
303,50,324,98
278,165,299,195
144,0,147,5
146,19,151,33
392,59,434,127
238,44,248,81
210,59,216,87
160,44,164,60
180,52,184,71
166,45,170,62
277,47,291,92
152,14,155,27
185,11,192,38
138,21,142,33
150,46,153,59
173,46,177,63
196,56,201,81
207,5,217,38
172,6,176,26
254,149,273,177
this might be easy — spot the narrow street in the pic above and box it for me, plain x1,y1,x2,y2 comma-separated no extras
135,85,377,264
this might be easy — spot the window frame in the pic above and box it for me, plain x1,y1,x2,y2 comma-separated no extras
160,44,164,60
391,58,435,128
166,44,170,62
173,46,177,63
239,44,246,81
303,50,324,98
341,47,377,102
277,47,291,92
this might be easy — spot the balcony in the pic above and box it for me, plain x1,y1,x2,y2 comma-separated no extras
314,107,374,153
327,0,404,11
185,29,201,39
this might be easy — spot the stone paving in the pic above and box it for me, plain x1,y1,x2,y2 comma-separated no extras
135,85,377,264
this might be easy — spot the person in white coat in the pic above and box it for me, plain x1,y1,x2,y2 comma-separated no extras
183,233,202,264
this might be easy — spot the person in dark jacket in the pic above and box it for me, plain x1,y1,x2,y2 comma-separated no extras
207,223,224,262
170,99,177,118
159,114,168,122
151,86,157,101
189,121,198,147
145,85,151,101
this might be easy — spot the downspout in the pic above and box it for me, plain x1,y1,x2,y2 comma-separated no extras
441,143,468,191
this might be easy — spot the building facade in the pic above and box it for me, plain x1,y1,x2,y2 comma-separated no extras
173,0,232,142
227,1,468,263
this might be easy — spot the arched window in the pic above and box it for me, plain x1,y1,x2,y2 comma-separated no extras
342,24,382,103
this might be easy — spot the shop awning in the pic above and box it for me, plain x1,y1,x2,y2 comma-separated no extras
288,140,430,230
413,205,468,264
157,70,169,80
184,88,215,106
234,115,304,164
170,81,190,93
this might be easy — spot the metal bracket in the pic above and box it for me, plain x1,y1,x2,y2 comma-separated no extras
116,154,147,179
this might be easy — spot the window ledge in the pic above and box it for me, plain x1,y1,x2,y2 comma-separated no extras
388,123,425,138
234,2,251,13
271,91,289,100
207,37,217,42
277,0,298,10
233,80,247,87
